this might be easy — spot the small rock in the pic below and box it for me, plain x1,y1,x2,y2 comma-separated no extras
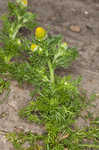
86,24,93,30
95,5,99,10
70,25,81,33
84,11,88,15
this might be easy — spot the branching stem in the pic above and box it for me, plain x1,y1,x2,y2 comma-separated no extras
48,60,55,86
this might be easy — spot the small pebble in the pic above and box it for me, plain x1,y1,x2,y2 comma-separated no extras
70,25,81,33
84,11,88,15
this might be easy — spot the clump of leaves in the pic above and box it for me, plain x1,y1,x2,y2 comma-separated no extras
0,78,9,94
0,0,78,85
8,88,99,150
0,0,37,64
19,76,83,123
8,35,78,86
6,131,44,150
18,76,89,150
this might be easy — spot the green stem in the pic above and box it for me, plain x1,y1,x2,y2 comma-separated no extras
79,144,99,148
10,24,22,39
13,25,21,39
48,60,55,86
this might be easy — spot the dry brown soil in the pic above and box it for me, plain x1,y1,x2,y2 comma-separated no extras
0,0,99,149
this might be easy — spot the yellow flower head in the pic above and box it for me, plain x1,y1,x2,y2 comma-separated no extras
61,42,68,49
31,44,38,52
35,27,47,41
16,0,28,7
21,0,28,7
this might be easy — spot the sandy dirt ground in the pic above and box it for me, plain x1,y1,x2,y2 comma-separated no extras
0,0,99,149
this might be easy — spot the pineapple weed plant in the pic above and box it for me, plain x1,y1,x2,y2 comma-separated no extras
0,0,99,150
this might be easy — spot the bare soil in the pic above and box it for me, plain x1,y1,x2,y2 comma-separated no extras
0,0,99,149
